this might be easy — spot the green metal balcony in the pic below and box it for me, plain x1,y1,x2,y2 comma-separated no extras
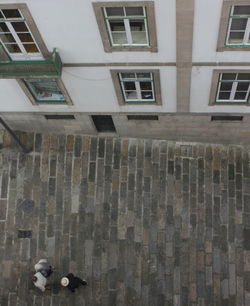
0,49,62,78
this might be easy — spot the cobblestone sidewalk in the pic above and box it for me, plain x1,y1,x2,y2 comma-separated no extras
0,132,250,305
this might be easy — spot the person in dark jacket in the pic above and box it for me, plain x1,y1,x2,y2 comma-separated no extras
61,273,88,292
34,259,54,278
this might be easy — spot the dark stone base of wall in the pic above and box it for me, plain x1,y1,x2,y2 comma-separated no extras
1,112,250,146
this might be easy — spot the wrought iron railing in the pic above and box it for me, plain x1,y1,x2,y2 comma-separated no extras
0,49,62,78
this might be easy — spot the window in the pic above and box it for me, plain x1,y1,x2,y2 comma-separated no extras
120,72,154,102
217,1,250,51
227,6,250,46
216,73,250,103
209,70,250,105
45,115,75,120
17,78,73,105
0,5,49,60
93,2,157,52
24,79,66,103
111,70,162,105
103,7,148,46
127,115,158,120
211,116,243,121
92,115,116,132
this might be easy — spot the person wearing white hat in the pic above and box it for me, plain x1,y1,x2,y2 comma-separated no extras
61,273,88,292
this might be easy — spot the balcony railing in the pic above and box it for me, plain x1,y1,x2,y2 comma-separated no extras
0,49,62,78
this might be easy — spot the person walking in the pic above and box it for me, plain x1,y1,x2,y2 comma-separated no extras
61,273,88,292
34,259,54,277
32,259,54,292
32,272,48,292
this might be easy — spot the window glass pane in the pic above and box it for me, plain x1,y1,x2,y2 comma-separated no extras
140,82,152,90
0,22,9,32
237,73,250,80
218,92,231,100
124,82,136,90
23,44,39,53
2,9,21,19
136,73,151,79
220,82,233,91
17,33,34,42
125,91,137,100
106,7,124,16
109,20,127,44
141,91,153,99
233,6,250,15
130,20,147,44
125,7,144,16
121,73,135,79
0,33,15,43
236,82,249,91
110,20,125,31
234,92,247,100
229,31,245,43
131,31,147,44
111,32,127,44
221,73,237,80
4,43,21,53
130,20,145,31
24,79,65,102
11,22,28,32
0,11,4,19
230,18,247,30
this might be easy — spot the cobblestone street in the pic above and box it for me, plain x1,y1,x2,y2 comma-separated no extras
0,132,250,305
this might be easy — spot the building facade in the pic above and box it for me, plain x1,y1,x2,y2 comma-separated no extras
0,0,250,144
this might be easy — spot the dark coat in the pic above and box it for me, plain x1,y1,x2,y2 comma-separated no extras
65,273,87,292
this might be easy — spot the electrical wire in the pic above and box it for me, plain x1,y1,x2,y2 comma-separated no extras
63,69,111,81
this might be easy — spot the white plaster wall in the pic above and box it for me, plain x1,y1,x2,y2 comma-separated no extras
193,0,250,62
0,0,176,63
0,79,75,112
0,0,177,113
0,79,34,111
0,67,176,112
190,66,250,113
62,66,176,112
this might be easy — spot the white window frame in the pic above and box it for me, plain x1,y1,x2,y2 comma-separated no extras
216,73,250,104
119,72,155,103
103,6,149,47
0,8,43,60
226,5,250,46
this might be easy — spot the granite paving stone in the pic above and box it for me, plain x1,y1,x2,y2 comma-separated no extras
0,133,250,305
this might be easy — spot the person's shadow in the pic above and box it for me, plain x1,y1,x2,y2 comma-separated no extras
50,270,62,294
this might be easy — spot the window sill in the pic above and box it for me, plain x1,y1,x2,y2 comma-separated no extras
106,46,158,52
217,45,250,52
225,45,250,48
215,102,248,105
35,101,67,105
124,101,157,105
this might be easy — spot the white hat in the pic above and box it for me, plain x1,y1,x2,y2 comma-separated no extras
61,277,69,286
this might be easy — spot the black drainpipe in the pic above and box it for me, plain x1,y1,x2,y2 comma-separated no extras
0,117,32,153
